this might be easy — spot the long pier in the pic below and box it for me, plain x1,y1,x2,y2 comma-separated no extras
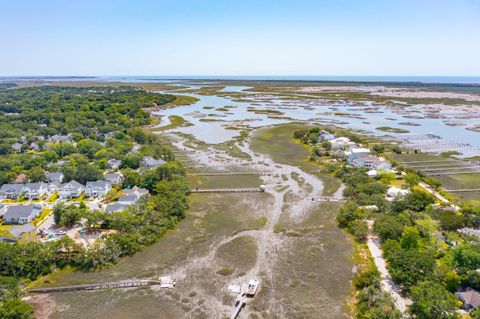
28,280,162,293
187,172,270,176
444,188,480,193
192,188,264,193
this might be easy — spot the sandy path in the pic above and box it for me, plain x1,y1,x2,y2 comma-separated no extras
366,221,412,313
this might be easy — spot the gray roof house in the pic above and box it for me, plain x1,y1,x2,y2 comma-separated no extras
24,182,49,200
107,158,122,170
9,223,36,242
47,172,64,183
456,289,480,311
47,134,73,143
85,181,111,198
104,172,123,185
30,142,41,151
3,205,42,224
48,181,62,193
125,186,149,198
117,195,138,205
59,180,84,200
12,143,23,152
140,156,166,170
105,203,129,213
0,184,26,199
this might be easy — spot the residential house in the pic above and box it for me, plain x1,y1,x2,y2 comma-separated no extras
30,142,41,151
107,158,122,170
0,204,6,217
47,172,64,183
20,136,28,144
456,288,480,311
85,181,111,198
59,180,84,200
330,137,356,150
318,130,335,141
117,195,138,205
47,134,73,143
125,186,149,198
48,181,62,193
349,155,392,170
140,156,166,170
0,184,26,199
386,187,410,200
3,205,42,224
8,224,36,242
105,203,129,213
104,131,118,139
12,143,22,152
24,182,49,200
104,172,123,185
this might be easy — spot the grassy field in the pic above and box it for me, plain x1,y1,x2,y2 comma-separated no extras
250,123,341,196
44,187,272,319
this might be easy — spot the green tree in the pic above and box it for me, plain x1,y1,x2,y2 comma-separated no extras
0,298,33,319
409,281,459,319
27,166,46,182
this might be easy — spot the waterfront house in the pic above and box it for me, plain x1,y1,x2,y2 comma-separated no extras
85,181,111,198
59,180,84,200
47,172,64,183
319,130,335,141
140,156,166,170
104,172,123,185
24,182,49,200
330,137,356,149
107,158,122,170
0,184,26,199
3,205,42,224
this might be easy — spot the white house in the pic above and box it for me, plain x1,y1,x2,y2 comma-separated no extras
24,182,49,200
319,130,335,141
386,187,410,200
330,137,356,149
59,180,84,200
85,181,111,198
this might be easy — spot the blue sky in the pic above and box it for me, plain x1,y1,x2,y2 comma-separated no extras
1,0,479,76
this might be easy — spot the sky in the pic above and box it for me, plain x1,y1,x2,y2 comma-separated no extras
0,0,479,76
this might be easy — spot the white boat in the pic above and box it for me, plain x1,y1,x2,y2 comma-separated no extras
245,279,259,296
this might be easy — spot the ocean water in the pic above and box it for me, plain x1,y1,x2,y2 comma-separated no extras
2,75,480,84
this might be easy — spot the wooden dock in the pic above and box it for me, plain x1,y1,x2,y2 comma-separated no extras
192,188,264,193
187,172,270,177
27,280,162,293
